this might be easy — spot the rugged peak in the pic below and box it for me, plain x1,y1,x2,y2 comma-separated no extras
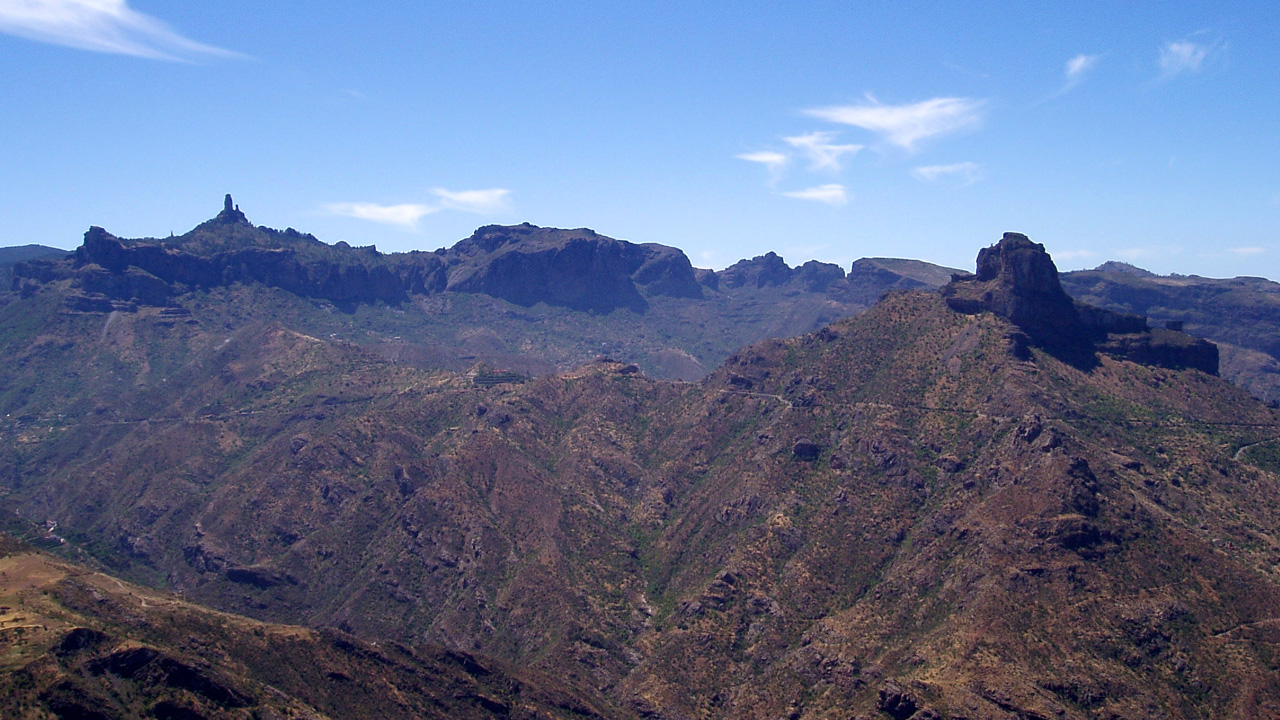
1089,260,1154,276
719,251,794,289
943,232,1085,348
943,232,1218,374
213,194,250,226
975,232,1064,290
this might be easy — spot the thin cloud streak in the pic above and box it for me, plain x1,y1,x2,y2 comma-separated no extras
0,0,243,61
736,151,789,172
782,184,847,206
805,96,984,150
782,131,862,172
911,162,980,185
325,202,439,231
432,187,511,214
1229,246,1266,256
1057,53,1100,95
736,150,790,186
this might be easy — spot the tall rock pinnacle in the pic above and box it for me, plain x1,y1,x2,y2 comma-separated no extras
214,194,249,225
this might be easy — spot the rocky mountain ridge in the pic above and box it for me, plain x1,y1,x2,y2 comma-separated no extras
4,196,959,383
12,195,860,315
4,230,1279,718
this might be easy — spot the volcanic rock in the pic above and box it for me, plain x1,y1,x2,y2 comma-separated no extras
943,232,1218,373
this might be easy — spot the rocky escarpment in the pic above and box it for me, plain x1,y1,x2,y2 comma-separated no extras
12,198,708,314
444,223,703,312
716,251,847,292
72,225,413,307
943,232,1218,373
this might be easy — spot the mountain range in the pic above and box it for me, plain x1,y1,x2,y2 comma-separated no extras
4,201,1280,719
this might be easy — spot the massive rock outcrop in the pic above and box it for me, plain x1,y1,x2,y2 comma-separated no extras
717,251,847,292
942,232,1218,373
444,223,703,312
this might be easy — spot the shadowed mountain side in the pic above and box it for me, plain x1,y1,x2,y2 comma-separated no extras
444,223,703,312
0,534,626,720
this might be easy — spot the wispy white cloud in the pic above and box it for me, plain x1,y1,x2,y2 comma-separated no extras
325,202,439,231
911,161,980,185
1159,40,1209,77
736,150,789,170
1229,246,1266,255
327,187,511,229
805,95,984,150
1066,54,1099,80
432,187,511,214
782,131,862,172
782,184,847,206
0,0,242,61
736,150,790,185
1061,53,1100,93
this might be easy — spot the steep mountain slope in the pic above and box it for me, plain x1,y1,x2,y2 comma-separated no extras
0,534,625,720
6,234,1280,719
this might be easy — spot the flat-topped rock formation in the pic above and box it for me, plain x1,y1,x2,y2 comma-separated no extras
942,232,1218,373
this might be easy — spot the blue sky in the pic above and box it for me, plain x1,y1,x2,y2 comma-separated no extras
2,2,1278,278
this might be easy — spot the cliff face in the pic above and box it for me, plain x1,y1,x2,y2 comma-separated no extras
717,252,847,292
74,225,413,307
443,223,703,312
942,232,1218,374
21,202,705,314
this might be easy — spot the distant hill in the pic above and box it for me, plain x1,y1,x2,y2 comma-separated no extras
0,244,68,289
1062,265,1280,404
0,244,69,265
4,231,1279,718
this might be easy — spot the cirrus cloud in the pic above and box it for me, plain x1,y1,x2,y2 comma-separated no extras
432,187,512,214
782,131,862,172
326,187,512,230
1062,53,1100,92
911,161,980,185
736,150,789,173
782,184,847,206
1159,40,1210,77
324,202,439,231
0,0,242,61
804,95,984,150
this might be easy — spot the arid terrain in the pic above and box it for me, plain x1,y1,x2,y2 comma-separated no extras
4,209,1280,719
